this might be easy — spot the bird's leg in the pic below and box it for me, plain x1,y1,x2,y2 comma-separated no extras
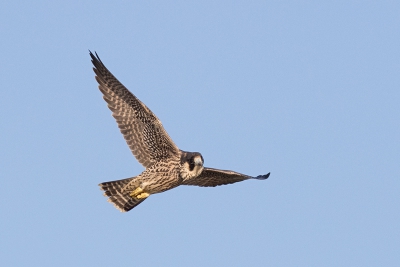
130,187,150,199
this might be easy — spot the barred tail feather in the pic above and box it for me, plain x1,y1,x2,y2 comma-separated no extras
99,177,145,212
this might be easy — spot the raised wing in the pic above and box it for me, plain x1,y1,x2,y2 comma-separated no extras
90,51,180,168
182,167,270,187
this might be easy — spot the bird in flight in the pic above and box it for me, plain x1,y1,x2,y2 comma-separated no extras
90,51,270,212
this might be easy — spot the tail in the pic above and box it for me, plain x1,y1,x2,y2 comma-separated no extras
99,177,145,212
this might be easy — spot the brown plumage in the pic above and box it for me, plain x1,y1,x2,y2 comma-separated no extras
182,168,270,187
90,51,270,212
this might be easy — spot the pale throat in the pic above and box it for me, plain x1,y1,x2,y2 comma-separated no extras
181,162,204,180
192,165,204,177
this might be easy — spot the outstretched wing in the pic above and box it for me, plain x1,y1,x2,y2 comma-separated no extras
182,167,270,187
90,51,180,168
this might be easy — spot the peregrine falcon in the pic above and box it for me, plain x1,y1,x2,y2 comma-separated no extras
90,51,270,212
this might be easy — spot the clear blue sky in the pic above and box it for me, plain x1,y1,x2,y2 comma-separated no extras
1,1,399,266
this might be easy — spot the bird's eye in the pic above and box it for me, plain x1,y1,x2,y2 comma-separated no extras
188,158,195,171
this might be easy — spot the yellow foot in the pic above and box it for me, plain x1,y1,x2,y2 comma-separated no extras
130,187,150,199
136,192,150,199
130,187,144,198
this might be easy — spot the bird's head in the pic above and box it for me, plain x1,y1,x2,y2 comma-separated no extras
180,151,204,179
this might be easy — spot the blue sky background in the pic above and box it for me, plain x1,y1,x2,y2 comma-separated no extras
1,1,399,266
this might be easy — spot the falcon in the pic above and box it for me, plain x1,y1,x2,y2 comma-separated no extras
90,51,270,212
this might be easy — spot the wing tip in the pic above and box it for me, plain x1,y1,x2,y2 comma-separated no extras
255,172,270,180
89,49,96,60
89,50,104,67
